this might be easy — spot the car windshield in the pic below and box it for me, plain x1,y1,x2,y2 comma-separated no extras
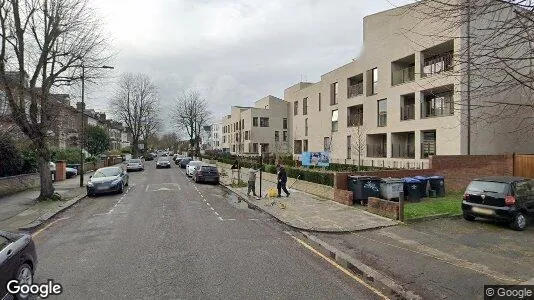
158,157,169,162
466,181,508,194
92,168,121,178
129,159,141,163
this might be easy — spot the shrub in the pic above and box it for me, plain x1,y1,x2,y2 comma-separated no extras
0,133,23,177
51,147,84,164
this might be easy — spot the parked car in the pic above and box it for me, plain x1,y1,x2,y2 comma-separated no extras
179,157,192,169
66,167,78,179
126,159,144,171
0,230,38,300
186,161,203,177
145,153,155,161
462,176,534,231
193,164,220,184
156,157,171,169
87,167,129,196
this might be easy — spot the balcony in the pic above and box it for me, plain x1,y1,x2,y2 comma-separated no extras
367,144,387,158
347,82,363,98
422,40,454,77
401,105,415,121
392,66,415,85
391,144,415,158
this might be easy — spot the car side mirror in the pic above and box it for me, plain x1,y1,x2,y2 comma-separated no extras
89,175,92,179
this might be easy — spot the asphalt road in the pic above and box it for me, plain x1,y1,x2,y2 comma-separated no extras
32,162,381,299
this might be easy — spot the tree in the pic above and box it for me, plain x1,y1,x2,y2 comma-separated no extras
405,0,534,142
349,125,366,171
172,90,211,157
85,125,110,157
0,0,110,200
110,73,160,157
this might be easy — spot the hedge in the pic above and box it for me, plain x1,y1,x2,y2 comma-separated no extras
263,164,334,187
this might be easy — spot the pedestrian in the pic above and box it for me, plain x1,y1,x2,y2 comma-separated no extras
277,164,290,197
247,166,259,197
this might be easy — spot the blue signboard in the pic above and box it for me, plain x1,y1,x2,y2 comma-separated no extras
301,151,330,167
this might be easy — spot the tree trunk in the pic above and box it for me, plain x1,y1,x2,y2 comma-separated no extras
132,139,139,157
37,146,54,201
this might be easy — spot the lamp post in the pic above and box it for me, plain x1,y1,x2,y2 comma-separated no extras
79,64,115,187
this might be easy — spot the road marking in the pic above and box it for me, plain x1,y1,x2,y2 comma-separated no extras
210,207,215,211
32,217,70,238
145,185,150,192
214,212,219,216
218,216,223,221
206,202,211,206
286,232,389,300
225,218,236,221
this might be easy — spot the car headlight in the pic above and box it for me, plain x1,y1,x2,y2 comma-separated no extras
87,181,94,187
112,179,122,186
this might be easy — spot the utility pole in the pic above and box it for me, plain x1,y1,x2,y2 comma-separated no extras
79,65,85,187
466,0,472,155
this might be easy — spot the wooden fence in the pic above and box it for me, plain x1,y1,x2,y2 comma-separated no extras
514,154,534,178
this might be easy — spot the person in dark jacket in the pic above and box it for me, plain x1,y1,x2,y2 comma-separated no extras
277,164,290,197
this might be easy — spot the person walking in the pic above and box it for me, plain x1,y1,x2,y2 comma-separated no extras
277,164,290,197
247,167,259,197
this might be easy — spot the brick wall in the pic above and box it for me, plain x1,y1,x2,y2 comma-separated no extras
333,189,353,205
367,197,400,220
0,173,39,197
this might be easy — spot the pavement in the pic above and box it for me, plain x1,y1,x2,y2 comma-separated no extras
30,162,383,299
217,165,398,232
0,165,120,232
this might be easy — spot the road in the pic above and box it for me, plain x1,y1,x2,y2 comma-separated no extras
32,161,382,299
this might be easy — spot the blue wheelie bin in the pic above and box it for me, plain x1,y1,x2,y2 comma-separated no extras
348,175,381,205
402,177,422,202
429,175,445,197
414,176,429,198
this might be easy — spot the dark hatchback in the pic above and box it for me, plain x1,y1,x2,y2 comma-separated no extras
462,176,534,230
179,157,192,169
0,231,37,300
193,165,220,184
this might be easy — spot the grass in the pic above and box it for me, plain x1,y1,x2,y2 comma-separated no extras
230,180,248,188
404,192,464,220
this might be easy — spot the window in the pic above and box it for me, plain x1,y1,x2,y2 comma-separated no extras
275,131,279,142
324,137,331,152
294,140,302,154
253,143,258,153
423,91,454,118
330,82,338,105
241,119,244,129
303,97,308,115
347,75,364,98
294,101,298,116
261,143,269,154
347,105,363,127
318,93,322,111
303,140,308,152
260,117,269,127
372,68,378,94
283,118,288,129
401,94,416,121
304,118,308,136
423,51,453,77
252,117,258,127
331,110,338,132
245,131,249,140
347,136,352,159
377,99,387,127
421,131,436,158
283,131,288,142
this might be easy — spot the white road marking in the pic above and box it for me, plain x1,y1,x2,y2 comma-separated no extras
210,207,215,211
218,216,223,221
214,212,219,216
206,202,211,206
225,219,236,221
145,185,150,192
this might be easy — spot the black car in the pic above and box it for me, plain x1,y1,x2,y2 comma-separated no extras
193,164,220,184
156,157,171,169
87,167,129,196
462,176,534,230
179,157,192,169
0,231,37,300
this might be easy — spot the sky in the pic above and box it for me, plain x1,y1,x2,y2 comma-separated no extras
84,0,412,134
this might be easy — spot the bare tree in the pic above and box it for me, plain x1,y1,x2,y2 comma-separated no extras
110,73,160,157
172,90,211,157
0,0,111,200
349,125,366,171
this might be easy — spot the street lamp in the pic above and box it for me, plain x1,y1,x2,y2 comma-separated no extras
79,64,115,187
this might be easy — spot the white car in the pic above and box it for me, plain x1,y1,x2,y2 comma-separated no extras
186,161,203,177
126,159,144,171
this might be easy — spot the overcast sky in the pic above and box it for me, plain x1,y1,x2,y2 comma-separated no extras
84,0,411,133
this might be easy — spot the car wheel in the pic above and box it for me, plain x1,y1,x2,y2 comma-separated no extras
118,182,124,194
463,213,476,221
510,211,527,231
125,179,129,187
15,263,33,300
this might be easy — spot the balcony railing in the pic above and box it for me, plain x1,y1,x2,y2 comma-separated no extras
367,144,387,158
421,141,436,158
347,113,363,127
401,105,415,120
391,143,415,158
423,52,453,77
392,66,415,85
347,82,364,98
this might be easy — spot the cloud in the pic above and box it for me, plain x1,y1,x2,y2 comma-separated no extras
88,0,412,133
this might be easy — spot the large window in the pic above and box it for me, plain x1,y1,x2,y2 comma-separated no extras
371,68,378,95
377,99,387,127
253,117,258,127
347,136,352,159
324,137,331,152
253,143,258,153
422,91,454,118
347,105,363,127
294,140,302,154
423,51,453,77
294,101,298,116
283,118,287,129
421,130,436,158
304,118,308,136
283,131,288,142
331,110,338,132
260,117,269,127
330,82,338,105
275,131,279,142
303,97,308,115
245,131,249,140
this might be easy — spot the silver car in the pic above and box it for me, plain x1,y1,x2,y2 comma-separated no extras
126,159,144,171
186,161,203,177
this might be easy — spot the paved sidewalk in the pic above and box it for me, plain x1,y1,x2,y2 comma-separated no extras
219,166,398,232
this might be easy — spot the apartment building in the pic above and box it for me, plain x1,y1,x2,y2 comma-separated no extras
221,95,290,155
284,2,534,168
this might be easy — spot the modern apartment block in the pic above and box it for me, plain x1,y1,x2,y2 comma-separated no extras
284,2,534,168
220,95,290,155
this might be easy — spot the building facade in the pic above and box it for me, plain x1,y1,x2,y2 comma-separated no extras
284,2,534,168
221,96,290,155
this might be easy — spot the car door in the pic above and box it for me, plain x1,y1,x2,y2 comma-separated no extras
0,235,17,297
